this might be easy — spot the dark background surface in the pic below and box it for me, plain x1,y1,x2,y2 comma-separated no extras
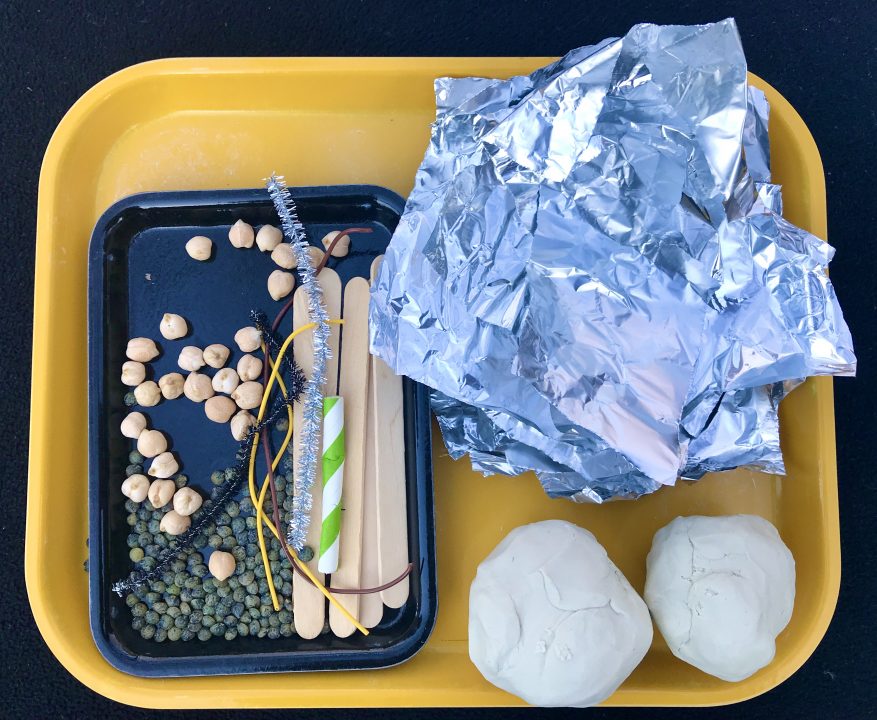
2,1,875,718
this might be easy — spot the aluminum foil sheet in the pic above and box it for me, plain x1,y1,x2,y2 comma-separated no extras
370,19,856,501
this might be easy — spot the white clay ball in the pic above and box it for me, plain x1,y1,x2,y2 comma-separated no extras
644,515,795,682
469,520,652,708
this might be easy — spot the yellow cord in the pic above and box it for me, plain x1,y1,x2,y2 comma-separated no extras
244,347,296,611
247,319,368,635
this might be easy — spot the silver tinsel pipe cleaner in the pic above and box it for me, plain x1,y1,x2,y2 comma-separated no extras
266,174,332,550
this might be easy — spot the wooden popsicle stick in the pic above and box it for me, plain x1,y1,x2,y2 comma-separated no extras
373,353,410,607
291,269,342,639
329,277,371,637
370,256,410,608
359,358,384,629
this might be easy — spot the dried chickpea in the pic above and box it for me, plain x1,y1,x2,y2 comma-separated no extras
203,343,230,369
183,372,214,402
256,224,283,252
121,361,146,386
237,354,263,382
160,313,188,340
158,372,185,399
134,381,161,407
185,235,213,261
228,219,255,248
126,337,159,362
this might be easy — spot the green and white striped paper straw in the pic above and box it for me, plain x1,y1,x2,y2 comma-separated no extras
318,396,345,573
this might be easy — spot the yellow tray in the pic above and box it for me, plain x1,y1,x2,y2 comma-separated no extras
27,58,839,709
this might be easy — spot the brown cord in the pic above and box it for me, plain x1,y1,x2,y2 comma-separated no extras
316,227,373,272
257,227,412,596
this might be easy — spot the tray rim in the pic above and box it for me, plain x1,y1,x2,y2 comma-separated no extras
26,56,839,709
86,185,437,677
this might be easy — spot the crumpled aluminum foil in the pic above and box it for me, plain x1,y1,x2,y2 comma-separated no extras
369,19,856,502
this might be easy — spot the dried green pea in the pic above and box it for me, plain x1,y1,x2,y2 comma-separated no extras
184,576,200,590
126,464,143,477
141,625,156,640
167,627,183,642
197,628,211,641
159,615,174,630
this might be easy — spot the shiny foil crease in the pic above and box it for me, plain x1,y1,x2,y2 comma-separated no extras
370,19,856,501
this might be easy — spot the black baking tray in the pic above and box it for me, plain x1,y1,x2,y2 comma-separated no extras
87,186,436,677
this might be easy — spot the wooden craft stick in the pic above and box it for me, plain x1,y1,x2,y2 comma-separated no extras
291,268,342,639
369,256,410,608
329,277,371,637
372,352,410,607
359,363,384,629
